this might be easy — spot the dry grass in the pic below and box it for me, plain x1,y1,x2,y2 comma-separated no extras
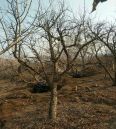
0,72,116,129
0,58,19,80
0,58,37,83
0,57,116,129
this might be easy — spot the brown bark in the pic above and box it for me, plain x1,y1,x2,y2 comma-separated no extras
113,58,116,86
49,83,58,120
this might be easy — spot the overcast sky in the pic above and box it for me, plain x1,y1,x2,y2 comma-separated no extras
0,0,116,22
0,0,116,58
66,0,116,22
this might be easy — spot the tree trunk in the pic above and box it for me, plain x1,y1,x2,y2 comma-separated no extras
82,57,85,70
49,83,58,120
18,64,22,74
113,71,116,86
113,58,116,86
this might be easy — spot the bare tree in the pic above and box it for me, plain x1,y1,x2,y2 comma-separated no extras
92,42,113,80
0,1,97,120
19,4,96,120
0,0,52,81
89,22,116,85
0,0,40,55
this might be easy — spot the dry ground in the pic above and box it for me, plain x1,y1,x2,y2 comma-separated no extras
0,73,116,129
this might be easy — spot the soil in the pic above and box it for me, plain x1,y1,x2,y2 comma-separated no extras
0,73,116,129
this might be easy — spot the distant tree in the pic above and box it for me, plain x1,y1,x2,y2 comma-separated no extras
89,22,116,86
92,42,114,81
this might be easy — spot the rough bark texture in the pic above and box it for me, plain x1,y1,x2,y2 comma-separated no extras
49,83,58,120
113,58,116,86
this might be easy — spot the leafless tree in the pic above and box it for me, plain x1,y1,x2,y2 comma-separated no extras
92,42,113,80
0,0,97,120
0,0,52,80
89,22,116,85
19,4,96,120
0,0,41,56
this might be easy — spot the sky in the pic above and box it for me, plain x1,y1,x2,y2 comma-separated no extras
65,0,116,22
40,0,116,22
0,0,116,58
0,0,116,22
